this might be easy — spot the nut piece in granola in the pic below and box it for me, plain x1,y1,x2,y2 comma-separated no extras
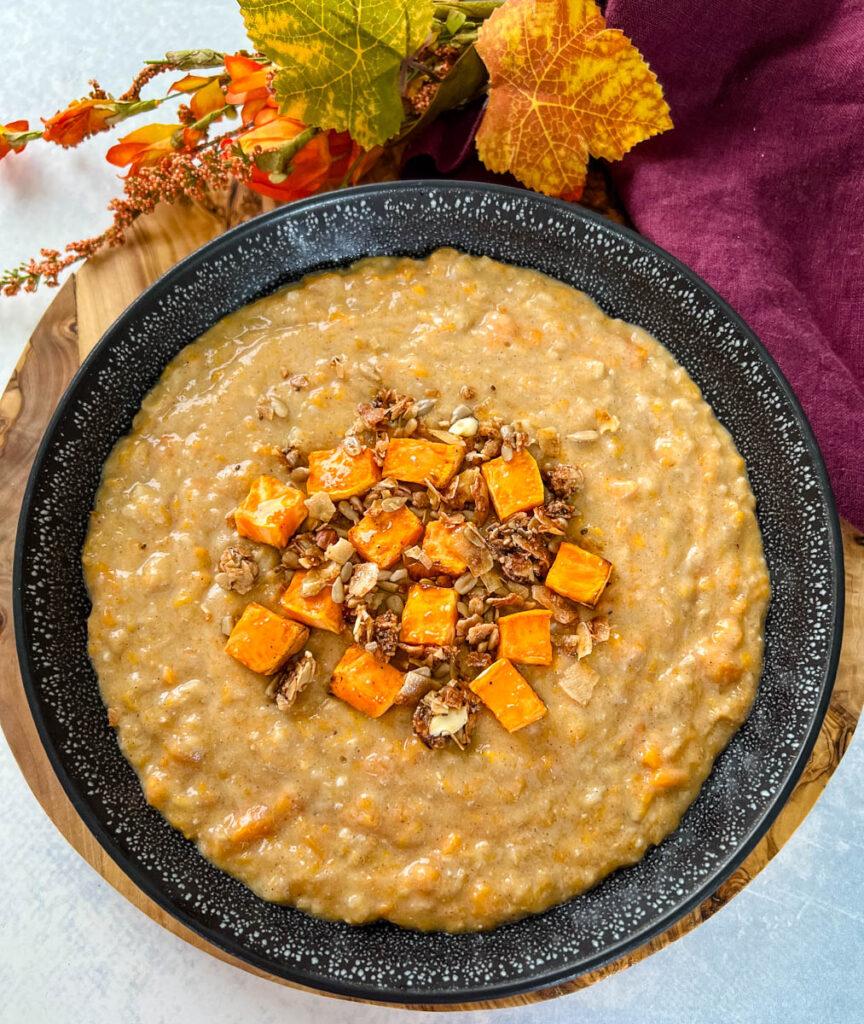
412,683,480,749
215,545,259,595
372,610,401,662
545,463,584,499
273,651,317,710
486,517,554,584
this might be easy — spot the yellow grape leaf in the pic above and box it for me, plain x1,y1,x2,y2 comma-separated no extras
238,0,434,148
475,0,672,197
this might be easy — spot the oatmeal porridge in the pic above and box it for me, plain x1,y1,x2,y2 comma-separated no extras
83,250,769,931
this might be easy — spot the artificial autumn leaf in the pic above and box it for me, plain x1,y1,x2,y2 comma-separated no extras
237,0,434,147
475,0,672,197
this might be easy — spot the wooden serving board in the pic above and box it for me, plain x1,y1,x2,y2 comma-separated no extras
0,186,862,1011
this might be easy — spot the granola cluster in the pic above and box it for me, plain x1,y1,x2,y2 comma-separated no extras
220,385,613,749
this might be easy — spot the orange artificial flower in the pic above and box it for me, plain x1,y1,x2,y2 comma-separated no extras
233,107,378,202
224,53,275,123
42,98,118,147
0,119,29,161
170,74,227,121
106,123,183,174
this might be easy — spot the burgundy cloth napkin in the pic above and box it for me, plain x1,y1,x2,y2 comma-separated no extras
604,0,864,528
406,0,864,527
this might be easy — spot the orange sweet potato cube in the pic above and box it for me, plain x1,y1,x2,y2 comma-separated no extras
307,447,381,500
280,570,344,634
481,449,544,520
421,519,468,576
545,541,612,608
348,504,424,569
497,609,553,666
469,658,547,733
330,644,405,718
400,584,458,646
382,437,464,488
225,601,309,675
234,475,306,548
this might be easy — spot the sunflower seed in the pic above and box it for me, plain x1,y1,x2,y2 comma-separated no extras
270,395,289,418
566,430,600,443
337,500,360,523
454,572,475,595
449,416,479,437
331,577,345,603
415,398,437,416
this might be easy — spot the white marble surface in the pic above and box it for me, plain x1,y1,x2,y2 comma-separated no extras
1,3,861,1021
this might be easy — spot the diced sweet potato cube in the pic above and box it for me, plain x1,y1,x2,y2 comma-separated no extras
421,519,468,576
280,570,344,634
481,449,544,520
307,447,380,500
348,504,424,569
235,475,306,548
330,644,405,718
382,437,464,488
469,658,547,732
225,601,309,675
400,584,458,646
497,609,553,666
545,541,612,607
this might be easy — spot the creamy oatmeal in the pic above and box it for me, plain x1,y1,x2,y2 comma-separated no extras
84,250,769,932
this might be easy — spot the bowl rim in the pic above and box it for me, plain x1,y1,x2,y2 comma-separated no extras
13,179,846,1004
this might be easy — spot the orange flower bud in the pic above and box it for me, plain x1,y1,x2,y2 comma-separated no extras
0,120,29,161
42,98,118,148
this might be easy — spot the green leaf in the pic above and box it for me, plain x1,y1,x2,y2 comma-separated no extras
237,0,434,147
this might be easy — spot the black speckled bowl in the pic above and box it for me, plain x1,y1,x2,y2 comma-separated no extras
14,181,844,1004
